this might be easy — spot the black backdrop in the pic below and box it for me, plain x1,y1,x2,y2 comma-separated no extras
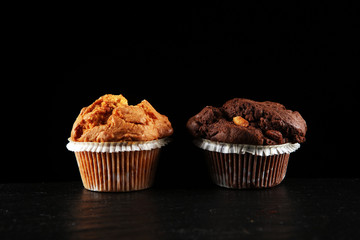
6,3,359,185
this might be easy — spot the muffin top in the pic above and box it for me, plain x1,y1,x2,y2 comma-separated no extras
186,98,307,145
70,94,173,142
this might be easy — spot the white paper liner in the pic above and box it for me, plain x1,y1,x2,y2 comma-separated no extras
194,138,300,156
66,138,171,153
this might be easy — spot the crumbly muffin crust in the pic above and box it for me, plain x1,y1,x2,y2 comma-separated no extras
186,98,307,145
71,94,173,142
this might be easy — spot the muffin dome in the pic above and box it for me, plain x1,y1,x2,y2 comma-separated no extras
187,98,307,145
70,94,173,142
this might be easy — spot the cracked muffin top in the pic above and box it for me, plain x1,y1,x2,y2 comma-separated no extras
70,94,173,142
186,98,307,145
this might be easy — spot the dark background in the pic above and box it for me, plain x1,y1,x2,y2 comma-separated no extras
6,3,359,185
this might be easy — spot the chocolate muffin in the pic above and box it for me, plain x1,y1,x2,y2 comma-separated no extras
187,98,307,145
186,98,307,189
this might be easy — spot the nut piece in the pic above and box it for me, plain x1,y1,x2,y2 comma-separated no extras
265,130,284,144
233,116,249,127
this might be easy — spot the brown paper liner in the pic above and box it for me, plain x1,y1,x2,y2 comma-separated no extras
204,151,290,189
74,149,160,192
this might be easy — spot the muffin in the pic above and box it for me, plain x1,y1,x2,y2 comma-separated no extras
67,94,173,192
187,98,307,189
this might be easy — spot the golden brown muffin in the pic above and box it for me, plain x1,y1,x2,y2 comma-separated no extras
70,94,173,142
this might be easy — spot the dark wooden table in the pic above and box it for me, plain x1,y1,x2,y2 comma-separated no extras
1,179,359,240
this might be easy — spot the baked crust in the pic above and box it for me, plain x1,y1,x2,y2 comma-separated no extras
70,94,173,142
186,98,307,145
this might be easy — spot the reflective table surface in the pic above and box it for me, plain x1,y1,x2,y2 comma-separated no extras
1,179,359,240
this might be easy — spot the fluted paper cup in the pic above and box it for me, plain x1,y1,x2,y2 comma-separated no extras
66,138,170,192
194,139,300,189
